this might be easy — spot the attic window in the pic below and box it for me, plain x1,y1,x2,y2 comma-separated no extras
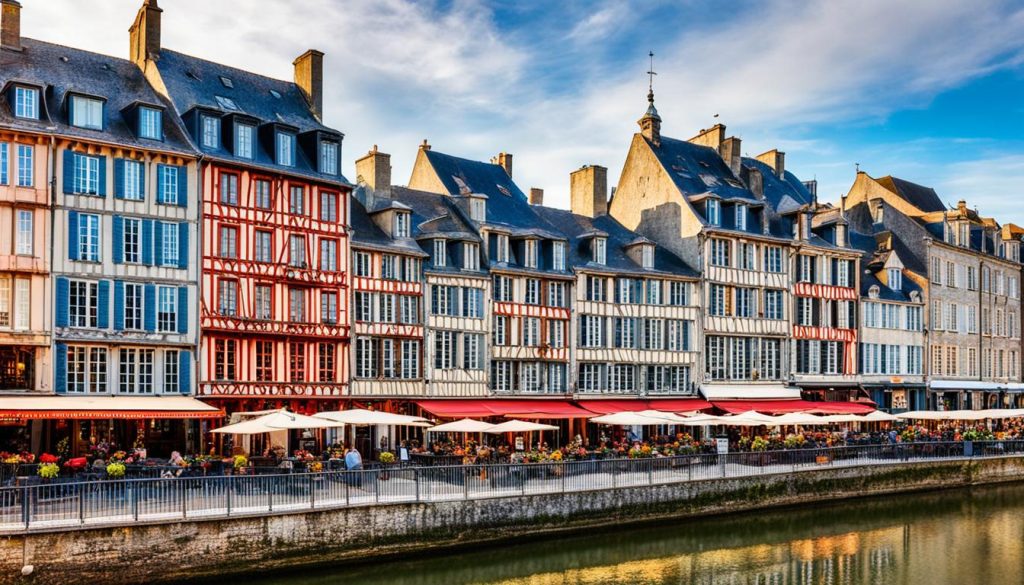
214,95,239,111
496,185,511,197
698,161,710,168
219,76,234,89
724,178,743,188
269,90,282,99
641,244,654,269
593,238,607,265
185,70,200,80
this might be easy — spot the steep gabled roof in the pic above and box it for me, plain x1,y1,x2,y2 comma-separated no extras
875,176,945,213
391,186,481,242
0,38,194,155
743,157,815,212
349,198,427,256
848,229,923,302
646,135,756,203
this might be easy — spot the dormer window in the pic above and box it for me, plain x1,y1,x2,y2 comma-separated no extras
276,132,295,166
463,243,480,271
13,87,38,120
553,242,566,271
735,204,747,231
641,244,654,269
470,197,486,222
319,140,339,175
394,212,410,238
235,123,254,159
495,234,509,263
707,199,721,226
888,268,902,291
70,95,103,130
524,240,538,269
958,223,969,247
433,239,446,267
593,237,607,265
138,107,162,140
836,224,847,247
200,115,220,149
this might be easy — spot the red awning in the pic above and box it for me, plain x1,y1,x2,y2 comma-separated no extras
416,400,592,419
713,399,875,415
577,398,712,415
0,396,223,420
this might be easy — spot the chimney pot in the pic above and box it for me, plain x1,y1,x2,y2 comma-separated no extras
1,0,23,52
570,165,608,218
529,188,544,206
491,152,512,178
293,49,324,120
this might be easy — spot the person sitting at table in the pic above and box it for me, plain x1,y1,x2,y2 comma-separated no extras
168,451,185,467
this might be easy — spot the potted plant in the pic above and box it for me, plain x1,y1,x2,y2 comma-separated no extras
38,453,59,482
378,451,395,480
232,454,248,475
106,461,126,480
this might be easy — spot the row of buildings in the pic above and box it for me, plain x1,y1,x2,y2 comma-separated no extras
0,0,1020,453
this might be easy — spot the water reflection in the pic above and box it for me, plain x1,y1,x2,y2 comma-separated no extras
237,484,1024,585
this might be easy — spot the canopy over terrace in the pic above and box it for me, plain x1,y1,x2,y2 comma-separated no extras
711,399,876,415
211,410,341,435
576,398,712,415
897,409,1024,421
314,409,431,426
0,395,223,420
416,400,592,419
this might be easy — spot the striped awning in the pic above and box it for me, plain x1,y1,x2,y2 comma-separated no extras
0,395,223,420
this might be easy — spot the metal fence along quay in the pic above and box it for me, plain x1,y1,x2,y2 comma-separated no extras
2,441,1020,533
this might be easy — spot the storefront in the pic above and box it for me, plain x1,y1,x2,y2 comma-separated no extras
928,381,1005,411
865,382,927,413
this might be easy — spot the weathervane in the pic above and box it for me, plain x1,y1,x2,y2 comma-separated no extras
647,50,656,103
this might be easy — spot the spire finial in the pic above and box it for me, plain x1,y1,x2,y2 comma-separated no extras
646,50,656,104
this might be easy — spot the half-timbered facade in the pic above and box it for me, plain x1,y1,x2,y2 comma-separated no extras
535,169,701,396
132,2,351,414
409,145,573,395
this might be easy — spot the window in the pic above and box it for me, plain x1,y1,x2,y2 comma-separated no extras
553,242,567,271
614,317,637,349
138,107,162,140
254,284,272,320
524,279,540,305
276,132,294,166
394,212,410,238
66,346,108,393
667,319,690,351
520,363,541,392
609,365,636,393
160,222,178,266
593,238,607,264
547,282,566,308
0,143,6,185
0,279,11,326
434,330,455,370
320,140,339,175
201,115,220,148
70,95,103,130
15,210,32,255
968,267,978,291
797,298,814,326
400,340,420,379
68,280,98,328
381,255,397,280
837,260,850,287
355,338,376,378
246,179,270,209
580,315,604,348
354,292,372,322
379,294,395,323
219,225,238,259
14,87,38,119
587,276,607,302
118,348,155,394
402,257,420,282
254,230,272,263
13,279,29,331
710,239,730,267
164,350,179,393
255,341,274,382
765,289,784,320
16,145,32,187
289,235,306,268
523,317,540,346
354,252,371,277
668,281,688,306
616,278,639,304
156,165,179,204
493,275,512,302
548,320,565,348
123,283,143,330
495,234,510,263
735,204,747,230
578,363,605,393
214,339,236,380
735,287,755,317
798,255,815,283
432,240,447,267
121,160,144,200
463,334,483,370
737,243,756,270
219,173,238,205
523,240,538,268
289,288,306,322
318,342,336,382
217,279,237,316
709,284,727,316
888,268,902,291
400,295,419,324
320,238,337,271
289,342,307,382
643,319,664,350
72,153,101,195
320,191,338,222
77,213,100,262
321,291,338,323
493,316,508,346
470,198,486,222
288,185,305,215
706,199,721,225
157,286,177,332
235,123,254,159
463,243,480,271
931,257,942,284
946,262,957,288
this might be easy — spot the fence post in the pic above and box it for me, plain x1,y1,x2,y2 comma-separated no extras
181,479,187,519
345,474,350,506
78,484,85,525
561,463,566,493
375,470,380,504
131,482,139,521
648,460,653,486
464,467,470,500
414,468,420,502
310,474,316,510
22,486,29,529
268,477,274,512
226,476,232,516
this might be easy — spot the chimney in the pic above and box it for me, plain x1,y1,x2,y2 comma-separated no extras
720,136,742,177
491,152,512,178
294,49,324,120
688,124,725,150
128,0,161,64
1,0,22,52
756,149,785,178
355,145,391,198
570,165,608,218
529,188,544,206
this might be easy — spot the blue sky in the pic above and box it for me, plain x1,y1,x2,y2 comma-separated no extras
27,0,1024,221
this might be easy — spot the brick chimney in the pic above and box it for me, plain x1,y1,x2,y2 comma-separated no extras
129,0,162,64
689,124,726,150
720,136,742,177
756,149,785,178
529,188,544,206
491,152,512,178
570,165,608,218
355,145,391,198
1,0,22,52
294,49,324,121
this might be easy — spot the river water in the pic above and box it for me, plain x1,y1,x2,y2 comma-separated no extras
238,484,1024,585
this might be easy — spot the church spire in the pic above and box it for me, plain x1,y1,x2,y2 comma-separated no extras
638,50,661,146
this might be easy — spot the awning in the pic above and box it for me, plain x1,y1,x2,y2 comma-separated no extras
713,399,875,415
700,384,802,400
576,398,712,415
416,400,592,419
0,395,224,420
929,380,1003,391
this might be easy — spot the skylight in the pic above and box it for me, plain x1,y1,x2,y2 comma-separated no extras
214,95,239,111
219,76,234,89
269,89,282,99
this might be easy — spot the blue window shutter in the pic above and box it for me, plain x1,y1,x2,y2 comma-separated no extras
62,150,74,194
156,164,165,202
178,350,191,394
97,280,110,329
144,284,156,331
177,287,188,334
177,222,188,269
141,219,153,265
154,221,164,266
112,216,123,264
67,211,80,261
54,343,67,394
177,166,188,207
97,156,107,196
113,159,125,199
137,162,145,198
55,278,69,328
113,281,125,330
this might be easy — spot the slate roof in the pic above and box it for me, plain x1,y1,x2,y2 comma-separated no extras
349,197,427,256
0,38,194,154
742,157,814,214
390,186,481,243
875,176,945,213
153,49,348,183
846,200,930,275
646,135,757,204
848,230,922,303
533,206,698,278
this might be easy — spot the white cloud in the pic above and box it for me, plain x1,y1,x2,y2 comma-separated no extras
934,155,1024,221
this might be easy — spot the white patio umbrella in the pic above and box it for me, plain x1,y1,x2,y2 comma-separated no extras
978,409,1024,419
590,412,672,426
764,412,828,426
859,410,899,423
484,420,559,433
211,410,342,435
678,413,729,425
425,418,496,433
715,415,775,427
731,410,779,423
635,410,694,424
314,409,431,426
821,413,867,423
896,410,988,421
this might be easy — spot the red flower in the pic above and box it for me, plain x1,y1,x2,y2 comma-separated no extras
39,453,59,464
